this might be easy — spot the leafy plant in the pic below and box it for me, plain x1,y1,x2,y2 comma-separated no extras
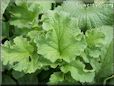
1,0,114,85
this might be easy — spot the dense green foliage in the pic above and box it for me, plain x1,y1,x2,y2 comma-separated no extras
1,0,114,85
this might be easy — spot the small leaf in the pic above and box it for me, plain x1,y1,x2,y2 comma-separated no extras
49,72,64,84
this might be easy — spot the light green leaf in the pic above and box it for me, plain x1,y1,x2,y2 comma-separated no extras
61,60,95,83
2,36,34,65
27,30,39,41
34,0,55,13
10,0,54,28
96,40,114,79
55,1,113,30
1,36,43,73
35,11,86,63
97,26,113,46
9,1,40,28
85,29,105,48
85,29,105,58
49,72,64,84
2,36,54,73
13,54,53,73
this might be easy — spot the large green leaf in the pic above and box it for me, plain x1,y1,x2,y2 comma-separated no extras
2,36,40,73
2,36,34,65
35,11,86,63
2,36,55,73
55,1,113,30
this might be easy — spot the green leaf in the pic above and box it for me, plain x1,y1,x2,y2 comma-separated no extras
1,36,42,73
61,60,95,83
9,0,54,28
2,36,34,65
85,29,105,58
96,40,114,80
34,0,55,13
2,36,54,73
15,0,54,13
55,1,113,30
27,30,39,41
1,0,10,15
49,72,64,84
9,1,40,28
35,11,86,63
12,54,43,73
97,26,113,46
86,29,105,48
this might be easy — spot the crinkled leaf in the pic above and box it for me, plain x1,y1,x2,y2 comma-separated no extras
13,54,54,73
85,29,105,48
2,36,54,73
1,36,43,73
2,36,34,65
61,60,95,82
35,11,86,63
85,29,105,58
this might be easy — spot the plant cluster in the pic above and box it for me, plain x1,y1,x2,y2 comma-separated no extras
1,0,114,85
